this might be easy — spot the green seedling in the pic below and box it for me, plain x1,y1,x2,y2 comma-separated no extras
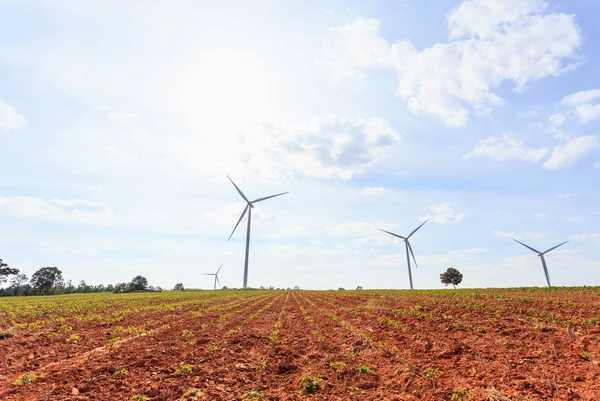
299,375,322,394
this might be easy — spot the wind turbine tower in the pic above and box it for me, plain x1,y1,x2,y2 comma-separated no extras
513,239,567,287
378,220,428,290
204,264,223,291
227,176,288,289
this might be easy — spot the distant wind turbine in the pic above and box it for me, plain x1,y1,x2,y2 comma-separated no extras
513,239,568,287
204,264,223,291
378,220,428,290
227,176,288,289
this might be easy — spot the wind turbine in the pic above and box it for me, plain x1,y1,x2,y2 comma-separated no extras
204,264,223,290
378,220,428,290
513,239,568,287
227,176,288,289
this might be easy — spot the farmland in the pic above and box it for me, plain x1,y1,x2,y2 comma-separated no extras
0,288,599,400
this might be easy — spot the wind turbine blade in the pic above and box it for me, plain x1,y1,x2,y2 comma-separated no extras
407,220,428,239
216,276,221,286
540,255,552,287
377,228,406,240
542,241,568,255
203,273,215,276
228,205,249,241
216,263,223,274
407,241,419,269
513,239,541,254
251,192,289,203
227,176,250,203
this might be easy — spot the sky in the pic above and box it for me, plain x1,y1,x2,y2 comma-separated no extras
0,0,599,291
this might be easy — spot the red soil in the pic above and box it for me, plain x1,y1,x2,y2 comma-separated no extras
0,288,599,400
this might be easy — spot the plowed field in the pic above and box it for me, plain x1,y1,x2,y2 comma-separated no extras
1,288,599,400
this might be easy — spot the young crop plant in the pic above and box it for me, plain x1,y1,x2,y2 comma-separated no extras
450,388,474,401
13,373,44,386
328,361,347,374
175,364,193,376
183,389,198,397
113,369,129,377
130,395,149,401
256,356,270,371
299,374,323,394
208,344,218,352
356,365,370,373
423,367,443,391
66,334,80,343
241,391,264,401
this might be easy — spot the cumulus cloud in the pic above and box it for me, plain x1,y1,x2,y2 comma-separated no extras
0,196,113,223
420,203,468,224
361,186,389,195
463,134,549,162
571,233,600,243
237,115,401,180
543,135,599,169
0,101,26,132
325,0,581,126
561,89,600,123
548,113,567,127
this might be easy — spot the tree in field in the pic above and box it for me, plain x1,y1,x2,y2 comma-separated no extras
0,259,19,286
30,267,64,295
10,273,28,293
131,275,149,291
173,283,184,291
440,267,463,289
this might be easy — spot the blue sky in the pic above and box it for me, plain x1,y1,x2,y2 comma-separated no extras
0,0,599,290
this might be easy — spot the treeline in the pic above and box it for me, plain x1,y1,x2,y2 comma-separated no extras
0,259,158,297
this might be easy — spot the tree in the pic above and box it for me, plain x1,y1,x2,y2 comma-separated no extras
10,274,28,295
0,259,19,286
440,267,463,289
173,283,184,291
356,286,363,290
30,267,63,295
131,275,149,291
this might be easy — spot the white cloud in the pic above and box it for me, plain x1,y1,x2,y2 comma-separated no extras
35,246,100,255
234,115,401,180
556,193,572,199
361,186,389,195
107,111,140,124
548,113,567,127
571,233,600,243
543,135,599,169
560,89,600,124
463,134,549,162
419,248,487,266
0,101,26,132
326,0,581,125
204,202,277,228
565,216,582,223
105,147,138,162
420,203,468,224
594,161,600,169
0,196,113,223
493,230,546,239
327,221,386,237
562,89,600,106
